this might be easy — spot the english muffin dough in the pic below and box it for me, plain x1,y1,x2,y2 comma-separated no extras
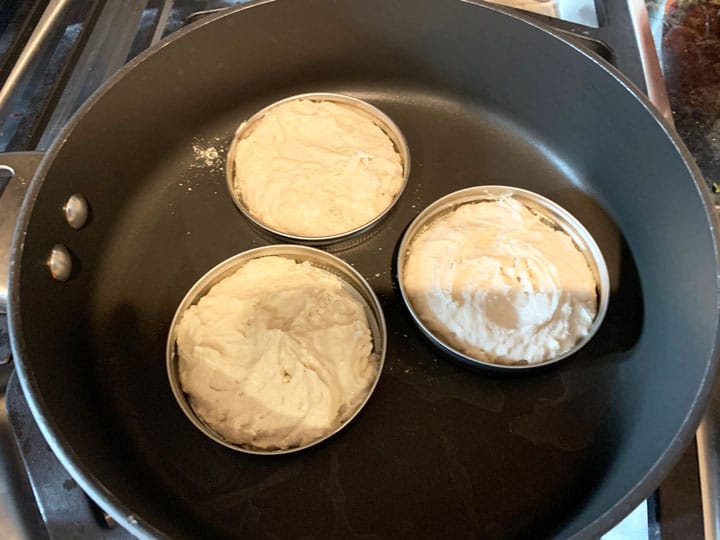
403,197,597,364
232,99,404,236
176,256,377,449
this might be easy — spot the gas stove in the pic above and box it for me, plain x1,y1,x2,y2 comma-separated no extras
0,0,714,538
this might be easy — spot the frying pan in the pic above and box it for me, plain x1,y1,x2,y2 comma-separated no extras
4,0,720,537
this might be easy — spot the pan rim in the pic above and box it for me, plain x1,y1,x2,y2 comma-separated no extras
7,0,720,538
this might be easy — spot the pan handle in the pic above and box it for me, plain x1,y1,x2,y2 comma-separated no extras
0,153,44,313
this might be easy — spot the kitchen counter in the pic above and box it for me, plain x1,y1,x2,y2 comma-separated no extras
660,0,720,192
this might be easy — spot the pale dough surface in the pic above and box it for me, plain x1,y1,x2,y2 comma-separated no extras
232,99,404,236
403,198,597,364
176,256,377,449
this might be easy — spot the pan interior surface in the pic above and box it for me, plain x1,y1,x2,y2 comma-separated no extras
11,0,718,538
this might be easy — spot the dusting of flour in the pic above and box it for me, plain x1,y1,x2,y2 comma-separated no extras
191,139,224,171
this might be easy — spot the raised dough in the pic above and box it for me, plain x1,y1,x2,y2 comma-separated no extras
232,99,404,236
176,256,377,449
403,197,597,364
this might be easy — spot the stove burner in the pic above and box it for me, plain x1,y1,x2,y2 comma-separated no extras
6,373,136,538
